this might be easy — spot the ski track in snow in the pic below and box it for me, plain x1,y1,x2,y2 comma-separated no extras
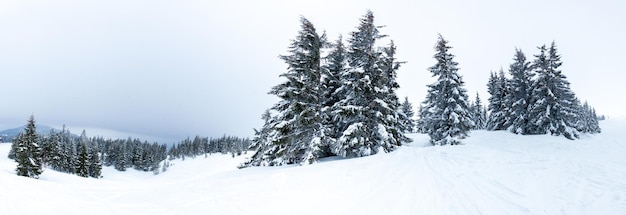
1,119,626,214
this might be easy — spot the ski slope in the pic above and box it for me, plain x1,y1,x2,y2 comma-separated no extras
1,119,625,214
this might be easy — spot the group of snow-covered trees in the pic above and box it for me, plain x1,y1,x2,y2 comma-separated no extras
485,42,601,139
99,137,167,173
8,115,251,179
168,135,251,160
244,12,605,166
8,116,102,178
243,11,412,167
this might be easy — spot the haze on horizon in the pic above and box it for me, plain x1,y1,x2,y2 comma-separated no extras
0,0,623,142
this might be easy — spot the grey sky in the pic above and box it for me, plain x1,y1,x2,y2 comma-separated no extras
0,0,624,142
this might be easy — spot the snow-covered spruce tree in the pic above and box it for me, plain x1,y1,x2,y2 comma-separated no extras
43,130,62,171
245,17,327,166
486,69,509,131
242,110,276,167
76,141,90,177
323,36,347,112
588,106,601,133
399,97,416,133
377,41,411,143
13,115,44,179
89,145,102,178
574,101,602,134
415,104,427,133
527,42,580,139
59,126,77,173
470,93,487,130
330,11,408,156
505,48,534,134
420,34,474,145
320,36,347,155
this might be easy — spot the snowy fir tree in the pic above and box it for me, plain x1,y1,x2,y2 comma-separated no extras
76,141,90,177
244,17,327,166
322,35,347,112
486,69,509,131
470,93,487,130
42,130,62,170
415,104,427,133
330,11,408,156
243,109,276,167
527,42,580,139
399,97,416,133
378,41,411,143
321,35,348,149
89,145,102,178
577,101,601,134
420,35,474,145
13,115,44,179
505,49,534,134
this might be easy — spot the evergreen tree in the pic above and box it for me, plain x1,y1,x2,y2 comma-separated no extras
590,107,601,133
471,93,487,130
320,36,347,155
13,115,44,179
76,142,90,177
322,36,347,111
505,49,534,134
415,104,427,133
399,97,416,133
245,17,327,166
243,110,276,167
8,134,18,159
44,130,63,171
420,34,474,145
331,11,407,156
486,69,509,130
89,144,102,178
60,126,76,173
378,41,410,143
527,42,580,139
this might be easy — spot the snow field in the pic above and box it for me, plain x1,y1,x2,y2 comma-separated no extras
1,119,625,214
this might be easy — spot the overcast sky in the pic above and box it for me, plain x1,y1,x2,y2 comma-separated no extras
0,0,624,142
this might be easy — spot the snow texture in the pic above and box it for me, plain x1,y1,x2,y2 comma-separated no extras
0,119,624,214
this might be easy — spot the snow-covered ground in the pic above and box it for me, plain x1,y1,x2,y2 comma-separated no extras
1,119,625,215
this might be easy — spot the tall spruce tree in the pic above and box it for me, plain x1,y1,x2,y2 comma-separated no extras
399,97,416,133
246,17,326,165
76,142,90,177
420,35,474,145
330,11,407,156
415,104,427,133
486,69,509,130
322,36,347,111
89,145,102,178
320,36,347,155
378,41,410,143
13,115,44,179
578,101,601,134
471,93,487,130
527,42,580,139
506,48,534,134
243,109,276,167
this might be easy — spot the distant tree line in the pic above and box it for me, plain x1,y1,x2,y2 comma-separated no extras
168,135,252,160
8,115,251,179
